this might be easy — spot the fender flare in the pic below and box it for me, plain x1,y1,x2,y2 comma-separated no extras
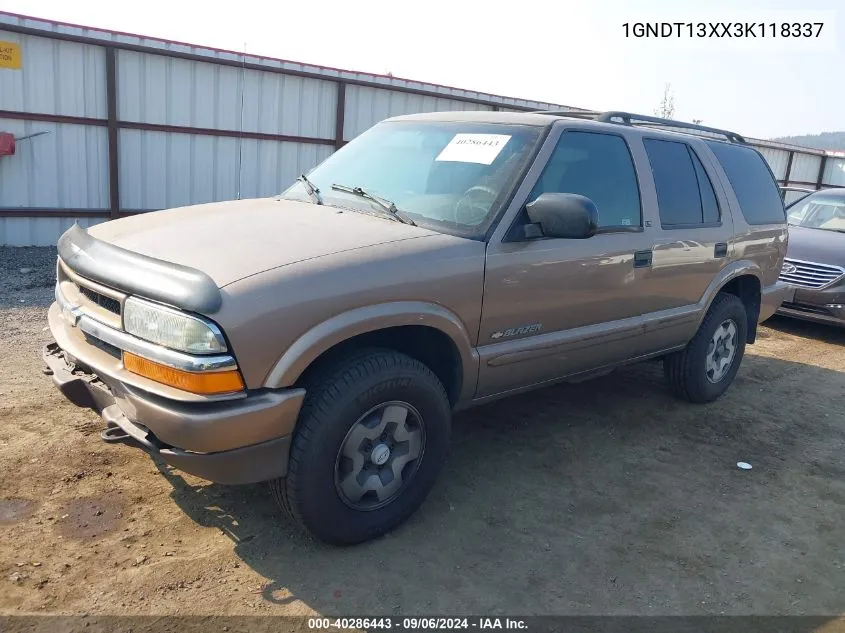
695,259,763,328
262,301,479,401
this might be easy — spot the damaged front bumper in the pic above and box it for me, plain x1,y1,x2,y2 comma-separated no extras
43,341,303,485
44,223,306,485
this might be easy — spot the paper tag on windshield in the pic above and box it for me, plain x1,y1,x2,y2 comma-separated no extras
435,134,511,165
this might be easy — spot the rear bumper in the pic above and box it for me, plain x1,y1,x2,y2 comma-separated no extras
43,342,302,485
760,280,795,323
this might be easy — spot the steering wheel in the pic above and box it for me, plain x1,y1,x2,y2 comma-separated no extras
454,185,498,225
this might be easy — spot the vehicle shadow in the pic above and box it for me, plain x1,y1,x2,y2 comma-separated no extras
763,315,845,345
155,353,845,616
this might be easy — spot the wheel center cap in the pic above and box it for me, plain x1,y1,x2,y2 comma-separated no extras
371,443,391,466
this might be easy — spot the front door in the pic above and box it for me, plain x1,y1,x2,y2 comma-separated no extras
475,128,655,398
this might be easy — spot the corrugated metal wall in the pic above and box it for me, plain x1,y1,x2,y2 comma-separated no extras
0,30,105,117
117,50,337,137
343,86,492,141
2,11,845,245
115,48,338,209
0,29,108,212
0,118,108,207
822,156,845,187
0,26,110,244
756,146,790,181
0,216,104,246
789,152,823,183
119,130,333,209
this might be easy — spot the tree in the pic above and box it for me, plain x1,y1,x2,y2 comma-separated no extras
692,118,703,125
654,83,675,119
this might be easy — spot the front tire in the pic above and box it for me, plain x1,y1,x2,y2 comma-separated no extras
270,348,451,545
664,292,748,404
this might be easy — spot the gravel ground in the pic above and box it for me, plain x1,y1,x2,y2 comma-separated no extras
0,246,57,308
1,246,845,621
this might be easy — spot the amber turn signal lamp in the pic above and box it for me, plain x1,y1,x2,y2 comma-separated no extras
123,352,245,395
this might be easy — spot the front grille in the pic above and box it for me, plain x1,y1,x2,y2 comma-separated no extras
779,258,845,289
78,285,121,315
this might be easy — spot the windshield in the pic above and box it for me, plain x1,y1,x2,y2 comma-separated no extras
281,120,545,239
787,192,845,233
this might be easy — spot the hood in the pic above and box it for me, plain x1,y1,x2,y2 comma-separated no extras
786,224,845,267
87,198,437,287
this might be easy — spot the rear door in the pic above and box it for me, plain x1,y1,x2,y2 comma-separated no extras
704,140,788,290
635,137,736,349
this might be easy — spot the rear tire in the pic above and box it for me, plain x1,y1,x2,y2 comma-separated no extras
664,292,748,404
270,348,451,545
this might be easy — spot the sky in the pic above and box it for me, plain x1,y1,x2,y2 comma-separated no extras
1,0,841,139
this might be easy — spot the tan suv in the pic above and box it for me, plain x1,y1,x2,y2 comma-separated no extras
43,110,792,545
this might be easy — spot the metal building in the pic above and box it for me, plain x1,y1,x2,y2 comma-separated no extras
754,142,845,205
1,11,843,246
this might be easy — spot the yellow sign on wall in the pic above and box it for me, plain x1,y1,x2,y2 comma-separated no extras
0,41,21,70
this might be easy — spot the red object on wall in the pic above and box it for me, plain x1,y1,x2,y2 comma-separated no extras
0,132,15,156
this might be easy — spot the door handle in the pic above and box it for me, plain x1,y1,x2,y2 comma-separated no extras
714,242,728,258
633,250,653,268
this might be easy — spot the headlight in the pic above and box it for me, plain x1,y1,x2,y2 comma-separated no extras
123,296,227,354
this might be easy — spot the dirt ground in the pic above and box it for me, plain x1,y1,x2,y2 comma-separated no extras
1,246,845,618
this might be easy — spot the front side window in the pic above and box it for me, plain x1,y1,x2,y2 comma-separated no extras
281,120,544,239
786,191,845,233
644,138,720,227
529,131,642,229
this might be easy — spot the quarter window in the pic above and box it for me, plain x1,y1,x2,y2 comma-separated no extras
706,141,786,225
529,131,642,229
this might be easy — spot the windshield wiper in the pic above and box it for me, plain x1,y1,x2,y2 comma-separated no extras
330,184,416,226
298,174,323,205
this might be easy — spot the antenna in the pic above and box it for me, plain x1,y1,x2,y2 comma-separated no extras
236,42,247,200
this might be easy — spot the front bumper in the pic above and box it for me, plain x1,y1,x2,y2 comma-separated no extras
43,342,304,485
775,285,845,327
777,301,845,327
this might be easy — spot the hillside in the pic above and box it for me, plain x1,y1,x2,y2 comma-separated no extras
772,131,845,151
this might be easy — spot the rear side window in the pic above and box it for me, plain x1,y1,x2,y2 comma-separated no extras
530,131,641,229
643,139,720,227
706,141,786,225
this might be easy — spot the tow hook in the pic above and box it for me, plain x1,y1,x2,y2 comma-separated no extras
101,424,131,444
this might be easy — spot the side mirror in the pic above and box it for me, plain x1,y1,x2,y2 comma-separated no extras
524,193,599,239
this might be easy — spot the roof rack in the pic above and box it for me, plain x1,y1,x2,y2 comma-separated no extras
535,110,601,119
530,109,746,144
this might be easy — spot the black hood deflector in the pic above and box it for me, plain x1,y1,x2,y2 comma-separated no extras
57,223,222,314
